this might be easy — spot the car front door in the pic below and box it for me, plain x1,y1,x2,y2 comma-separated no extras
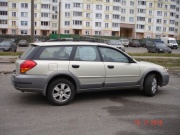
69,46,105,89
99,47,141,88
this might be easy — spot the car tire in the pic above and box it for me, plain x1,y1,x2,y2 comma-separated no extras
47,78,75,106
144,74,158,97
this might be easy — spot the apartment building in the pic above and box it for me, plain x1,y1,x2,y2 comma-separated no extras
0,0,180,39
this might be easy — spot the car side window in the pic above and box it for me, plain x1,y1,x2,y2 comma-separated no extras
74,46,100,61
38,46,73,60
99,47,129,63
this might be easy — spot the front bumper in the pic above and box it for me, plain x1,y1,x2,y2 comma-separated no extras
11,71,47,94
161,72,169,86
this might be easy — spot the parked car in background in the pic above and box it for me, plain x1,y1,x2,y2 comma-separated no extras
0,38,5,43
107,40,125,52
129,39,141,47
18,40,29,47
147,41,172,53
119,39,129,47
11,41,169,105
161,37,178,49
139,40,153,48
0,41,17,52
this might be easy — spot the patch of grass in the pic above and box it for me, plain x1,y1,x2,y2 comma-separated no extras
129,53,180,57
0,52,23,56
136,58,180,70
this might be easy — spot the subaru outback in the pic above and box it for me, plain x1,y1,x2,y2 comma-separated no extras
11,42,169,105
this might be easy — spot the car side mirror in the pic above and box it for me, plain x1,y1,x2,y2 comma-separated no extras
129,57,135,63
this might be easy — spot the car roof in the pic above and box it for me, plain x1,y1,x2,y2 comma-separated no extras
30,41,108,47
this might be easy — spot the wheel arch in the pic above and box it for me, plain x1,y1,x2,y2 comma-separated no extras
43,73,80,96
140,70,163,90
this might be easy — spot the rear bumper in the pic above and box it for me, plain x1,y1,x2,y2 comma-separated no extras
11,72,47,94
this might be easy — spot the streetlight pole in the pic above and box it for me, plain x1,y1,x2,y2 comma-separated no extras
31,0,34,42
58,1,61,39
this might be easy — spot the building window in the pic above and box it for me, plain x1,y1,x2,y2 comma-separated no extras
170,12,175,17
41,12,49,17
169,27,174,31
148,26,151,30
105,23,109,28
21,30,28,35
175,22,178,26
149,3,153,7
73,11,82,17
21,21,28,26
0,20,7,24
137,17,145,21
156,19,162,24
113,6,120,11
34,13,37,18
52,6,57,11
138,1,146,5
164,12,168,17
156,35,161,39
73,3,81,8
121,9,126,14
95,22,101,27
52,15,57,19
113,14,120,19
87,4,90,10
113,0,121,3
34,4,37,9
12,12,16,17
41,4,50,9
95,31,101,35
121,16,125,22
64,21,70,26
12,21,16,26
73,20,82,25
96,5,102,10
170,20,175,24
130,1,134,5
122,0,126,5
12,30,16,34
0,2,8,7
0,11,8,15
129,17,134,22
138,9,146,13
164,20,167,24
106,6,109,11
41,21,49,26
96,13,102,19
164,5,168,9
129,9,134,14
112,23,119,27
105,14,109,20
21,12,28,17
156,26,161,31
157,3,162,8
176,15,179,19
12,3,16,8
34,30,37,35
65,4,70,9
106,0,110,2
53,0,58,2
85,31,90,35
86,13,90,18
170,5,176,9
64,30,69,34
148,18,151,23
34,22,37,26
21,3,28,8
65,12,70,18
52,23,57,28
157,11,162,16
137,25,145,29
149,10,152,15
163,27,166,32
86,22,90,27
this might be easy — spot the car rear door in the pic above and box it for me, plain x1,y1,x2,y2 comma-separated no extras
69,46,105,89
99,47,140,88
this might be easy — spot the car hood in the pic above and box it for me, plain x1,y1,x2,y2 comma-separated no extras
157,46,171,50
136,61,164,71
0,46,10,49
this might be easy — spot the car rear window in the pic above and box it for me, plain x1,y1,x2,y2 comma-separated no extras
20,45,37,59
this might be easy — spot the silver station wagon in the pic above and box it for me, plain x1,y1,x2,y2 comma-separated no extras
11,42,169,105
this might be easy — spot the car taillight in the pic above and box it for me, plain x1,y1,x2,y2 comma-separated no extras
20,60,37,74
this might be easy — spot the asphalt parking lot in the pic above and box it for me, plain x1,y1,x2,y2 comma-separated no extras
0,72,180,135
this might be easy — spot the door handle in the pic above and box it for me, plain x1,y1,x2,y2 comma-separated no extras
107,65,114,69
72,65,80,68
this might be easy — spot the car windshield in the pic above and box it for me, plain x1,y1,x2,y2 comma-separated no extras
122,39,129,42
0,41,11,46
109,40,122,45
156,43,167,47
134,40,139,43
169,40,177,43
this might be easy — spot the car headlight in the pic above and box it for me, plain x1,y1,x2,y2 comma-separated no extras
163,67,168,72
